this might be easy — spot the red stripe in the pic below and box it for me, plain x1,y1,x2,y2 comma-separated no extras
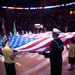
20,38,52,50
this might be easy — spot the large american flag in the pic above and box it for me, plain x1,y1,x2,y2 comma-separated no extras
0,31,75,52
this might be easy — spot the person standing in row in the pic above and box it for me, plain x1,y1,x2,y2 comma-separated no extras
2,37,20,75
38,28,64,75
66,38,75,71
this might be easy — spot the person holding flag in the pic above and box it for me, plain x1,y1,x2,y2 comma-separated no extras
38,28,64,75
66,38,75,71
2,37,20,75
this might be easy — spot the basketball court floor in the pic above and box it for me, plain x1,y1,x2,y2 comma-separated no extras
0,49,75,75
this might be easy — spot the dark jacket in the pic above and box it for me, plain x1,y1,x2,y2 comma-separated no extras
42,38,64,75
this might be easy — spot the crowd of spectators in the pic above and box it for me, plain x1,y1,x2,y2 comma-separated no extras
0,7,75,36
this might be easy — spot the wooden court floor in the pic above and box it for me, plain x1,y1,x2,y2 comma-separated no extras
0,49,75,75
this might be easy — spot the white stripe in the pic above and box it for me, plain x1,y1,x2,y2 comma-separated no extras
71,32,75,35
61,38,67,42
19,37,24,46
12,36,20,48
65,34,74,38
61,34,74,42
9,37,15,46
19,47,48,52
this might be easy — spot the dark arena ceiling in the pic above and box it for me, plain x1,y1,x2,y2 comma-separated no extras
1,0,40,7
0,0,75,7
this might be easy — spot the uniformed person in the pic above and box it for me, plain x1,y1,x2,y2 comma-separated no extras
38,28,64,75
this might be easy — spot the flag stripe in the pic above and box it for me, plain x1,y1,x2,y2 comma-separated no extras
0,31,75,52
